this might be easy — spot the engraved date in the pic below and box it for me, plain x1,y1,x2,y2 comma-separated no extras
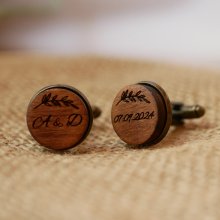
113,111,155,123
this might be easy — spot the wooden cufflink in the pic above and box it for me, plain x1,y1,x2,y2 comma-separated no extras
26,85,101,150
111,81,205,146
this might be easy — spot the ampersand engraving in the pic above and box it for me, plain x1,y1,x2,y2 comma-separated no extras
27,86,92,150
32,113,83,129
53,118,63,127
32,92,83,129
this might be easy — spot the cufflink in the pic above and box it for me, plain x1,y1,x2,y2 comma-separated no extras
27,85,101,150
111,81,205,146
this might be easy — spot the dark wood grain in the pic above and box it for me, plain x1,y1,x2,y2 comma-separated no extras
26,85,93,150
111,82,172,146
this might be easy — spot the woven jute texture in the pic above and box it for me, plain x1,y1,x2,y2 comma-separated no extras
0,53,220,220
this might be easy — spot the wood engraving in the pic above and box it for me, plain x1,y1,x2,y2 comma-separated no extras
111,84,159,145
111,82,172,146
116,90,151,105
32,113,82,129
34,93,79,109
113,111,155,123
26,86,91,150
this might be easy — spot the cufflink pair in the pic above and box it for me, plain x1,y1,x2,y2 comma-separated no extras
26,82,205,150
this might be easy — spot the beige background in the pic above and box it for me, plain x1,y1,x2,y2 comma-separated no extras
1,0,220,68
0,54,219,220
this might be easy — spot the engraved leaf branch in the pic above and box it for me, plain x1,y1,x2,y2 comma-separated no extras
116,90,151,105
34,93,79,109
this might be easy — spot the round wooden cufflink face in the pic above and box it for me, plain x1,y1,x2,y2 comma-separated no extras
27,85,93,150
111,81,172,146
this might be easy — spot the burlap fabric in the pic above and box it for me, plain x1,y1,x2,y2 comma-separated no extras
0,53,219,220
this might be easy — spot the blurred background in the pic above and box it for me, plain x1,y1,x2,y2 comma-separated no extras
0,0,220,68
